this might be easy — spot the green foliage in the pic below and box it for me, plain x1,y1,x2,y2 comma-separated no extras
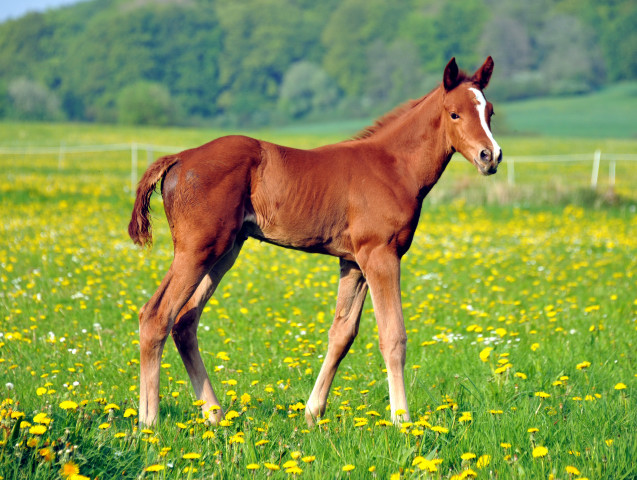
278,62,340,119
116,81,180,126
0,0,634,126
7,78,64,121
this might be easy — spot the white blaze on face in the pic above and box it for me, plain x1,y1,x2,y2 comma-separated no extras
469,87,501,161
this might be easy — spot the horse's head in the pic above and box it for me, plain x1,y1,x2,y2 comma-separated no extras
441,56,502,175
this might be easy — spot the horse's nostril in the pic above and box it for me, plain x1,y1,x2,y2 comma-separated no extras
497,150,503,163
480,149,491,162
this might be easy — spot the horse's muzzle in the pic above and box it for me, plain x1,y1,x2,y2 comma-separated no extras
474,148,502,175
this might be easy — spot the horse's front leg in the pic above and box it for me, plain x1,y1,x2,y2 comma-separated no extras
360,248,410,424
305,259,368,425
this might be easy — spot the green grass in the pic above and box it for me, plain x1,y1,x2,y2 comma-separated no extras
497,82,637,138
0,122,636,479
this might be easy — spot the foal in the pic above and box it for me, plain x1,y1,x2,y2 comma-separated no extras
129,57,502,426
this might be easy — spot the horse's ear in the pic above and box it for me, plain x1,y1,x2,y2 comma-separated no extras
443,57,460,91
473,56,494,90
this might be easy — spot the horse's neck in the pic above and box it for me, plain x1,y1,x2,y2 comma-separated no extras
370,88,453,197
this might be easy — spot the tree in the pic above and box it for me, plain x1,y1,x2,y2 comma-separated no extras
538,15,605,94
215,0,327,118
480,16,532,77
8,77,64,121
322,0,408,97
117,81,179,126
364,40,428,112
278,62,340,119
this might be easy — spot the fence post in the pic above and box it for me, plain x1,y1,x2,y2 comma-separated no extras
591,149,601,189
507,157,515,185
131,142,138,195
609,158,616,190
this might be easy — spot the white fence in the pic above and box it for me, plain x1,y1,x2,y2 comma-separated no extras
504,150,637,189
1,143,636,195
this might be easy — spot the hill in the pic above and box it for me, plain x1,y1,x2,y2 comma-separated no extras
498,82,637,138
0,0,635,127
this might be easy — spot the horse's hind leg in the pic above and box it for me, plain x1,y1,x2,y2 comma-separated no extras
138,249,215,426
171,238,244,423
305,259,368,425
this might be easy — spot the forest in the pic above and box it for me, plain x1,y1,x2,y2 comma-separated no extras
0,0,635,126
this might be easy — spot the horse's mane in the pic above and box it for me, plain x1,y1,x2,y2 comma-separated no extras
353,97,426,140
353,71,471,141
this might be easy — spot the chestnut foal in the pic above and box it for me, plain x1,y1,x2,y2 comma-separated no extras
129,57,501,426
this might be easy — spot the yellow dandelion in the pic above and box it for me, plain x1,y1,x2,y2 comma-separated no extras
29,425,47,435
415,458,442,472
376,419,393,426
535,391,551,398
461,452,476,461
61,461,80,478
430,425,448,433
532,446,548,458
576,361,591,370
98,423,110,430
614,383,627,390
225,410,240,420
144,464,165,472
479,347,493,362
123,408,137,417
39,447,54,462
246,463,260,470
103,403,119,412
59,400,78,410
33,413,51,424
302,456,316,463
282,460,298,469
565,465,581,475
342,464,355,472
476,455,491,469
183,452,201,460
264,463,280,471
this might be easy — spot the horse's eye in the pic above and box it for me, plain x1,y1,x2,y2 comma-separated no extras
450,112,460,120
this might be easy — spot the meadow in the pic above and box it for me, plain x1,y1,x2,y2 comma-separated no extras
0,122,636,479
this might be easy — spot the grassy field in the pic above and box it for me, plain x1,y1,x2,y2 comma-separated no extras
498,82,637,139
0,122,636,479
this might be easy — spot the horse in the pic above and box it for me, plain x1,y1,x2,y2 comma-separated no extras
128,56,502,427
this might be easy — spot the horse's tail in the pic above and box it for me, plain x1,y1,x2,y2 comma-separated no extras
128,154,180,248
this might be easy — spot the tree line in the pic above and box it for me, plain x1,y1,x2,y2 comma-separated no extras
0,0,634,126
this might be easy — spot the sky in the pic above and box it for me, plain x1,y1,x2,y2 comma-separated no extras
0,0,84,22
